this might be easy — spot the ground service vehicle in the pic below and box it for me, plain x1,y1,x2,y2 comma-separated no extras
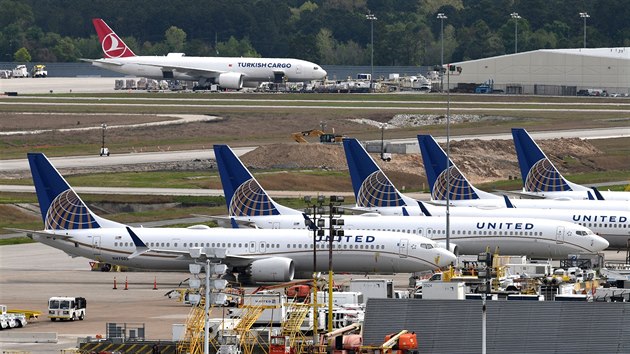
0,305,28,329
31,64,47,78
48,297,86,321
291,129,343,143
12,65,29,78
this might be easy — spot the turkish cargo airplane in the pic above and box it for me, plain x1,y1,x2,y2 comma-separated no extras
85,18,327,89
211,144,608,258
11,153,454,283
417,134,629,211
512,128,630,201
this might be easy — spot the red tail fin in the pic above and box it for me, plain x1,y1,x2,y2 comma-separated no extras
92,18,136,58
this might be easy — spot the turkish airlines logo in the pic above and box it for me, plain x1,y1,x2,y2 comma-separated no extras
102,33,127,58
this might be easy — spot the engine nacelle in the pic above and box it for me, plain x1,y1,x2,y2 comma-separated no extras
218,72,244,90
436,242,459,256
246,257,295,283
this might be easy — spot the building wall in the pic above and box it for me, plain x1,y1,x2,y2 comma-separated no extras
363,298,630,354
446,48,630,93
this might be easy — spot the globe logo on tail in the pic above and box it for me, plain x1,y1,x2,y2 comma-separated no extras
357,171,404,207
432,166,478,200
102,33,127,58
45,190,99,230
229,179,279,216
525,159,571,192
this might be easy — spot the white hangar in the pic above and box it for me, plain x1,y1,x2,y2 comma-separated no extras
445,47,629,95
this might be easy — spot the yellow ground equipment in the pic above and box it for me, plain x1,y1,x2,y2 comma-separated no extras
292,129,343,144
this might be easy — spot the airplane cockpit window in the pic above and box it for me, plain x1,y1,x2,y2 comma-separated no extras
314,67,319,70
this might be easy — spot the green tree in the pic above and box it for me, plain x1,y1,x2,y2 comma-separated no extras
53,37,80,62
165,26,186,53
14,47,31,62
216,36,260,57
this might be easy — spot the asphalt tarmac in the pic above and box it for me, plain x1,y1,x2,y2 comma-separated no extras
0,243,417,353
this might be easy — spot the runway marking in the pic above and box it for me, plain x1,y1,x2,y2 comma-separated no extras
0,113,220,136
1,101,629,112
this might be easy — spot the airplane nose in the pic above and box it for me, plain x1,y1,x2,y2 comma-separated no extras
591,235,609,251
436,248,457,267
320,68,327,79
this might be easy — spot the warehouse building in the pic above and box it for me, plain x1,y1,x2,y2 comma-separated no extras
444,47,630,96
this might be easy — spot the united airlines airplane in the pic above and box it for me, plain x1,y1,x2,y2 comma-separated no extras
12,153,455,284
213,144,608,258
512,128,629,201
342,137,627,249
417,134,629,211
84,19,327,90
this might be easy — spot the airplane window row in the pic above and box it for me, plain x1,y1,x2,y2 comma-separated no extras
113,241,386,250
579,223,627,229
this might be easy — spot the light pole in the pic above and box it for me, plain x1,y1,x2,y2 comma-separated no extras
304,195,325,348
437,13,447,92
579,12,590,48
380,123,387,160
328,196,344,335
366,12,377,90
510,12,521,53
100,123,107,156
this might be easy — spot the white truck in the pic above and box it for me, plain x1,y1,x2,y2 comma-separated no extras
48,296,86,321
0,305,28,329
12,65,29,78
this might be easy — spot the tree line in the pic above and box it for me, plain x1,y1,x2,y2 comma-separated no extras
2,0,628,65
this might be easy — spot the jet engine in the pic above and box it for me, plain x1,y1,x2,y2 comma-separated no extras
243,257,295,283
436,242,459,256
218,72,244,90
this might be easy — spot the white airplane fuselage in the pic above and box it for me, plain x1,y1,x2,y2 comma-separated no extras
91,56,326,84
519,190,630,202
227,214,609,258
31,227,452,273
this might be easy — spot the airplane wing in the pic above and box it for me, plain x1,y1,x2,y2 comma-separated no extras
79,58,124,67
190,214,259,229
125,227,257,267
492,189,546,199
5,228,73,240
131,62,225,79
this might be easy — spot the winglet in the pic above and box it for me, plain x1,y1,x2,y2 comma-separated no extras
302,213,318,231
126,226,150,259
591,187,605,201
503,195,515,208
230,218,240,229
402,207,409,216
417,201,432,216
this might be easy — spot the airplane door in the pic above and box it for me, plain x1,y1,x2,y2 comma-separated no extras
92,236,101,256
248,241,257,253
296,64,302,75
260,241,267,253
556,226,565,244
399,239,409,258
427,228,434,240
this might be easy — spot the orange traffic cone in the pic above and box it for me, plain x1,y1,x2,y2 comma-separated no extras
153,276,158,290
113,277,117,290
124,276,129,290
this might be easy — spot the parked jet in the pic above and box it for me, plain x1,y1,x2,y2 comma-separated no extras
418,134,629,211
13,153,453,283
213,144,608,258
512,128,629,201
85,18,327,89
342,137,627,249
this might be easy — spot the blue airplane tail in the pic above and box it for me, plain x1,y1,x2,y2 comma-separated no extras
214,145,299,216
28,153,109,230
511,128,574,192
342,138,408,208
417,134,482,201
